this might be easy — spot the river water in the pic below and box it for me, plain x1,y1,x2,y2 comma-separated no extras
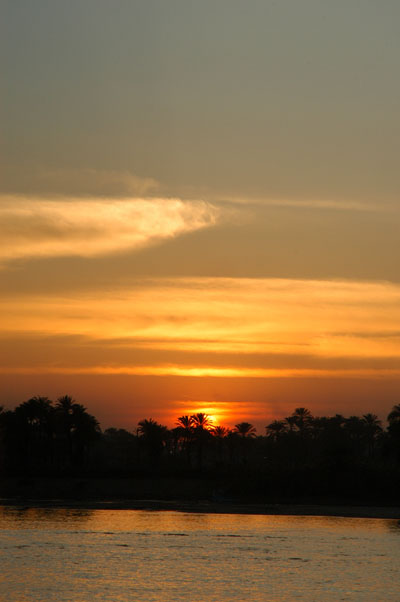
0,507,399,601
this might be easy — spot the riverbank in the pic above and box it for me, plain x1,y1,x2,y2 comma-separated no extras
0,498,399,519
1,476,399,519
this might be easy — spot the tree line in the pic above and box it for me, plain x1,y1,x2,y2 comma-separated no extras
1,396,400,502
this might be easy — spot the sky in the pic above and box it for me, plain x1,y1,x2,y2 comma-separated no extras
1,0,400,431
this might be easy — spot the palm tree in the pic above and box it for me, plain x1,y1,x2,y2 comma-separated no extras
387,404,400,464
285,415,297,432
69,403,100,467
176,415,195,467
387,404,400,423
213,425,229,438
362,413,382,432
345,415,365,438
234,422,256,465
192,413,212,430
16,396,53,428
291,408,313,433
212,425,229,465
234,422,256,438
362,413,382,457
191,413,212,470
56,395,75,414
176,415,194,433
137,418,168,464
55,395,75,468
15,396,55,471
265,420,288,441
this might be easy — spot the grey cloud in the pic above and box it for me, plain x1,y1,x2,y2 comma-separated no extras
0,166,158,197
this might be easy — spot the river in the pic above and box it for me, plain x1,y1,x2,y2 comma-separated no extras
0,507,399,601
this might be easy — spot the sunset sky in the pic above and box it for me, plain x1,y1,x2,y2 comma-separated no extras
2,1,400,430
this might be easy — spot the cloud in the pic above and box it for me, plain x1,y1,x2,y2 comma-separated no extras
219,195,386,212
0,166,159,196
1,277,400,380
2,364,400,378
0,196,220,261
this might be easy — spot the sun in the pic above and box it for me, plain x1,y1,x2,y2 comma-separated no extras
190,406,224,426
172,401,235,429
206,414,218,426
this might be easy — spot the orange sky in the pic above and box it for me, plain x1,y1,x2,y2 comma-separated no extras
2,2,400,431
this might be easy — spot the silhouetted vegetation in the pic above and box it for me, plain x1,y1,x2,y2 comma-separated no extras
1,396,400,505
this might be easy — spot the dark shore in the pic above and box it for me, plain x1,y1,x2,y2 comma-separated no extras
0,477,399,519
1,498,400,520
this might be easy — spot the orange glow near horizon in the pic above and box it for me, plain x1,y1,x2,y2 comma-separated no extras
174,404,228,428
1,276,400,427
164,400,277,430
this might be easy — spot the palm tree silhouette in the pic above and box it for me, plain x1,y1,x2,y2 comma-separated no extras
212,425,229,465
291,408,313,433
191,413,212,470
137,418,168,464
15,396,54,470
388,404,400,423
213,425,229,438
234,422,256,465
69,402,100,466
192,413,212,430
265,420,288,441
362,413,382,457
234,422,256,438
176,415,195,468
386,405,400,464
55,395,75,468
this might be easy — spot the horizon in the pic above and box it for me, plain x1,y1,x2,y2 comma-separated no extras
2,392,397,435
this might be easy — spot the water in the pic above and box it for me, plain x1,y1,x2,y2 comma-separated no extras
0,507,399,601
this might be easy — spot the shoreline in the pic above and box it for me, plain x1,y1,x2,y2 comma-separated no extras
1,498,399,519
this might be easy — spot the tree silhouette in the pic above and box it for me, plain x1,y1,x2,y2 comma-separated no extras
192,413,212,430
291,408,313,433
362,413,382,458
387,404,400,464
14,396,55,472
234,422,256,465
102,428,137,473
3,394,400,504
54,395,75,468
387,404,400,423
191,413,212,470
213,425,229,438
265,420,288,441
234,422,256,438
176,415,195,468
137,418,168,465
69,402,100,467
212,425,230,465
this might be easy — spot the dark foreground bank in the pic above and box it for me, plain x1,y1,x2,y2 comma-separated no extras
1,477,399,519
1,498,400,519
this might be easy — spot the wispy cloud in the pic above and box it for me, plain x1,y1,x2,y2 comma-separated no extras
219,196,387,212
1,277,400,378
1,365,400,378
0,196,220,261
0,166,159,196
